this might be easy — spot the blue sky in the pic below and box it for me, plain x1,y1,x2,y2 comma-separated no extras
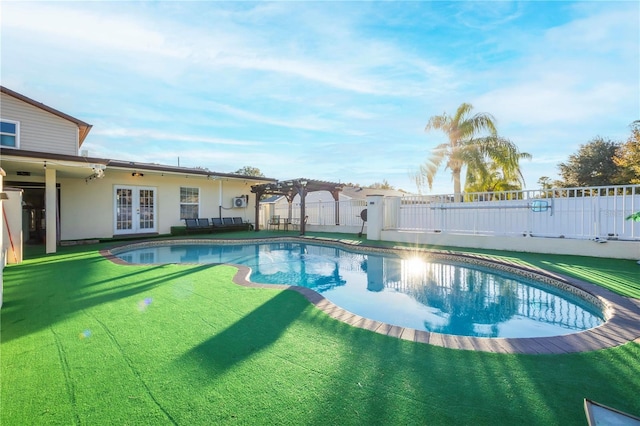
2,1,638,194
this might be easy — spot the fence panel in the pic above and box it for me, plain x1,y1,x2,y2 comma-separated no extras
387,185,639,240
259,185,638,240
266,199,367,227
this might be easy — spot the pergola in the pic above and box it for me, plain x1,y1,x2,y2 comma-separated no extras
251,178,344,235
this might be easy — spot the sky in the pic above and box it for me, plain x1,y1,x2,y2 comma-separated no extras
2,1,638,194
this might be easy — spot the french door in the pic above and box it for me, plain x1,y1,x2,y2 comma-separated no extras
114,186,157,235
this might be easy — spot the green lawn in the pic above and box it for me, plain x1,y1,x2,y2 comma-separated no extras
2,232,639,425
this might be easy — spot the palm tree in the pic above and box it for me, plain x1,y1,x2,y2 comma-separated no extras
415,102,529,200
464,153,531,197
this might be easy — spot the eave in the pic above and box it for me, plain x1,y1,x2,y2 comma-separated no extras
0,86,93,145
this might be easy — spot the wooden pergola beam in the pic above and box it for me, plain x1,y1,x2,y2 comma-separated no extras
251,178,344,235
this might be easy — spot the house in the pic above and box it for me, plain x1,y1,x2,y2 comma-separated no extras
0,86,275,256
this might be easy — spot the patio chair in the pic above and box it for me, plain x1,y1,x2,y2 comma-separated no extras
196,218,212,232
185,218,199,234
584,398,640,425
232,217,252,230
268,215,281,230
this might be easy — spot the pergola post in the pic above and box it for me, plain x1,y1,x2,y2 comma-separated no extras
251,179,343,235
254,190,262,231
296,182,308,235
332,189,340,225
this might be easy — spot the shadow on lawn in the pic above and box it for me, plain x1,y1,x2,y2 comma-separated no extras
0,254,218,344
179,291,307,377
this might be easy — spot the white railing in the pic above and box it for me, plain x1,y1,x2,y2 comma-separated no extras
260,199,367,228
258,185,639,241
385,185,639,241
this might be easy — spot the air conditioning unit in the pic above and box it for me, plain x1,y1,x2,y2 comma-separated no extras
233,197,247,208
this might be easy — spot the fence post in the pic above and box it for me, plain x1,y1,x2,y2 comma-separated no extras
366,195,385,240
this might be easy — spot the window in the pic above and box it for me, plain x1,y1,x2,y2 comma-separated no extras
180,187,199,219
0,120,19,148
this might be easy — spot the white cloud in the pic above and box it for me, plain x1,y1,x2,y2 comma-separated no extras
2,1,637,194
4,1,453,97
90,128,261,146
475,79,632,126
4,3,184,59
201,102,341,132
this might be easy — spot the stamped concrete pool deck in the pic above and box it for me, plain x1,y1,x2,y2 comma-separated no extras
103,236,640,355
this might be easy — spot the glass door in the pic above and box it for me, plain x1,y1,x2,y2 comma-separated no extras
114,186,156,234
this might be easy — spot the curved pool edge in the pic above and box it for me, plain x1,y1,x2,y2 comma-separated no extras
100,236,640,354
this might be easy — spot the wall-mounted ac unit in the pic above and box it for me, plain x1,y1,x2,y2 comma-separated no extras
233,197,247,208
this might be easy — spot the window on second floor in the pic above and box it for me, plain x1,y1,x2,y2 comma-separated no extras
0,120,19,148
180,187,200,220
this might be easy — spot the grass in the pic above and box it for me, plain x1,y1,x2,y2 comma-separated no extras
2,231,639,425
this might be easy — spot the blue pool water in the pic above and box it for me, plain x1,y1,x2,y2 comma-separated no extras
115,242,604,338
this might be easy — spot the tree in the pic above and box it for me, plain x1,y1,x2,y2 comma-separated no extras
233,166,265,177
368,180,395,190
557,137,620,187
537,176,553,190
613,121,640,184
464,155,529,194
416,102,528,199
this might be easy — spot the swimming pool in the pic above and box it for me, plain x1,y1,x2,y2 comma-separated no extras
112,240,605,339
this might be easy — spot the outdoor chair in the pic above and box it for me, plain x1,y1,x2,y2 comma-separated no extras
232,217,253,230
268,215,281,230
196,218,212,232
209,217,251,232
185,218,199,234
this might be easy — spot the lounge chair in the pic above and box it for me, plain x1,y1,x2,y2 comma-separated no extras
232,217,252,230
185,218,199,234
584,398,640,425
209,217,251,232
197,218,212,232
185,218,211,234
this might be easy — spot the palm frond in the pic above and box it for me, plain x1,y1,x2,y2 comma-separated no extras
425,114,450,132
626,211,640,222
452,103,473,124
470,113,498,137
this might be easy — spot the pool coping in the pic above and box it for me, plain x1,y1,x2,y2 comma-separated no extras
100,236,640,354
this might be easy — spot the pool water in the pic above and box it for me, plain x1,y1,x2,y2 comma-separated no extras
115,242,604,338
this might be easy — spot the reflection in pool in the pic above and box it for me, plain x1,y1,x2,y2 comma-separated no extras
115,242,604,338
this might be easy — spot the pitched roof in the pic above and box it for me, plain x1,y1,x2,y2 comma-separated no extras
0,148,277,182
1,86,93,145
341,186,410,199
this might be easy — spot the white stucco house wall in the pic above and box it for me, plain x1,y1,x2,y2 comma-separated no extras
0,86,275,256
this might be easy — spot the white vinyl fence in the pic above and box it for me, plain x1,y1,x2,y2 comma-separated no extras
264,199,367,227
259,185,640,241
385,185,639,241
